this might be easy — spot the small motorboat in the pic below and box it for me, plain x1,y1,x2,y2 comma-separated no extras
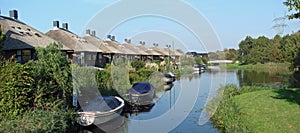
125,82,155,106
163,72,175,84
164,83,174,91
193,64,206,73
75,96,125,126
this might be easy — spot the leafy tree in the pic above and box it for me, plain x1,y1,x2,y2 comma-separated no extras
224,48,238,61
194,56,204,64
0,58,33,117
131,59,146,71
27,43,72,109
238,36,254,64
283,0,300,19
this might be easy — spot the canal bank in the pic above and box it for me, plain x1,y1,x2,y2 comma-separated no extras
206,69,300,133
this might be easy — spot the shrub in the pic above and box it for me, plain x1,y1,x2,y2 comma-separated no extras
0,109,73,132
0,58,33,117
27,43,73,109
131,59,145,71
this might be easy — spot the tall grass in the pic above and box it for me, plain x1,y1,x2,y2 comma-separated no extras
0,109,74,132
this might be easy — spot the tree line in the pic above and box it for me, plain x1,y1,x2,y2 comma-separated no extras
237,32,300,67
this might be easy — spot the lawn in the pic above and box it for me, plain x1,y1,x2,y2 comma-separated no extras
234,88,300,133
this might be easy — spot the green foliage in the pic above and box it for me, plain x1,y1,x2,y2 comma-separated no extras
207,85,271,132
0,109,73,132
0,58,33,117
237,32,300,68
283,0,300,19
129,68,156,84
0,29,5,55
131,59,146,71
27,43,72,109
224,48,238,61
194,56,203,64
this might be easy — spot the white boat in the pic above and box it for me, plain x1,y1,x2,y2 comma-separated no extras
193,64,206,73
75,96,125,126
163,72,175,84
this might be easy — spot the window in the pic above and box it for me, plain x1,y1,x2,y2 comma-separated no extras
22,50,31,63
16,50,31,64
98,53,103,60
16,50,22,63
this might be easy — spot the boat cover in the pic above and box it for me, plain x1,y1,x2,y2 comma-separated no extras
128,82,155,94
81,96,121,112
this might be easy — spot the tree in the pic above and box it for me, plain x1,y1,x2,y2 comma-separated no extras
283,0,300,19
27,43,73,109
238,36,254,64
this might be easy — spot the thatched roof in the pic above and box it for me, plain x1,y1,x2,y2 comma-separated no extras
151,46,167,56
136,44,162,56
105,40,136,55
163,48,183,56
0,16,71,51
83,35,122,54
122,43,147,55
46,29,102,52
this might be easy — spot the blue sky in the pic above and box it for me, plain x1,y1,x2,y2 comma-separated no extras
1,0,299,52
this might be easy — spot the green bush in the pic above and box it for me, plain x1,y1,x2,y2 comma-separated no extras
0,58,33,117
27,43,73,109
131,59,145,71
0,109,73,132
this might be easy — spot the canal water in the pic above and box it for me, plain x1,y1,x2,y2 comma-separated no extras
77,69,297,133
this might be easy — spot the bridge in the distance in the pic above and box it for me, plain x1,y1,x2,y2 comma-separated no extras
208,60,233,64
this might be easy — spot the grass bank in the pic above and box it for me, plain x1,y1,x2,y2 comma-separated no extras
207,85,300,133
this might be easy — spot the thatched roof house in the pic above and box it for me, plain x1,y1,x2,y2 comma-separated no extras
83,31,122,54
104,36,136,56
122,39,147,56
0,10,72,63
46,22,101,53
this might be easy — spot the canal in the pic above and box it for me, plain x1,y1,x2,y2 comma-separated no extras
78,69,296,133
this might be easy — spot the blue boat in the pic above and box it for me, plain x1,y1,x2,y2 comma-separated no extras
125,82,155,106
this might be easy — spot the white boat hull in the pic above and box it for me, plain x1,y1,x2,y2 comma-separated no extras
76,96,125,126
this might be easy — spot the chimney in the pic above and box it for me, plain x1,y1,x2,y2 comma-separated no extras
128,39,131,43
62,23,68,30
107,35,111,39
140,41,143,44
53,21,59,28
124,39,128,43
9,10,18,20
86,29,91,35
111,36,115,41
91,30,96,36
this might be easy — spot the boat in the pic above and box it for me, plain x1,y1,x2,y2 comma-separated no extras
164,83,174,91
75,96,125,126
163,72,176,84
124,82,155,106
193,64,206,73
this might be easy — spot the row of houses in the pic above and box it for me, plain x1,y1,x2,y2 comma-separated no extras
0,10,184,67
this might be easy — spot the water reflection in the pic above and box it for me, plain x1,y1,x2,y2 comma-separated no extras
237,70,292,88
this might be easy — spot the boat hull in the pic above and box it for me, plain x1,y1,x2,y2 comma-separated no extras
76,96,125,126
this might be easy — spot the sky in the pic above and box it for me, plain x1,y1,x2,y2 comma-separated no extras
0,0,299,52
